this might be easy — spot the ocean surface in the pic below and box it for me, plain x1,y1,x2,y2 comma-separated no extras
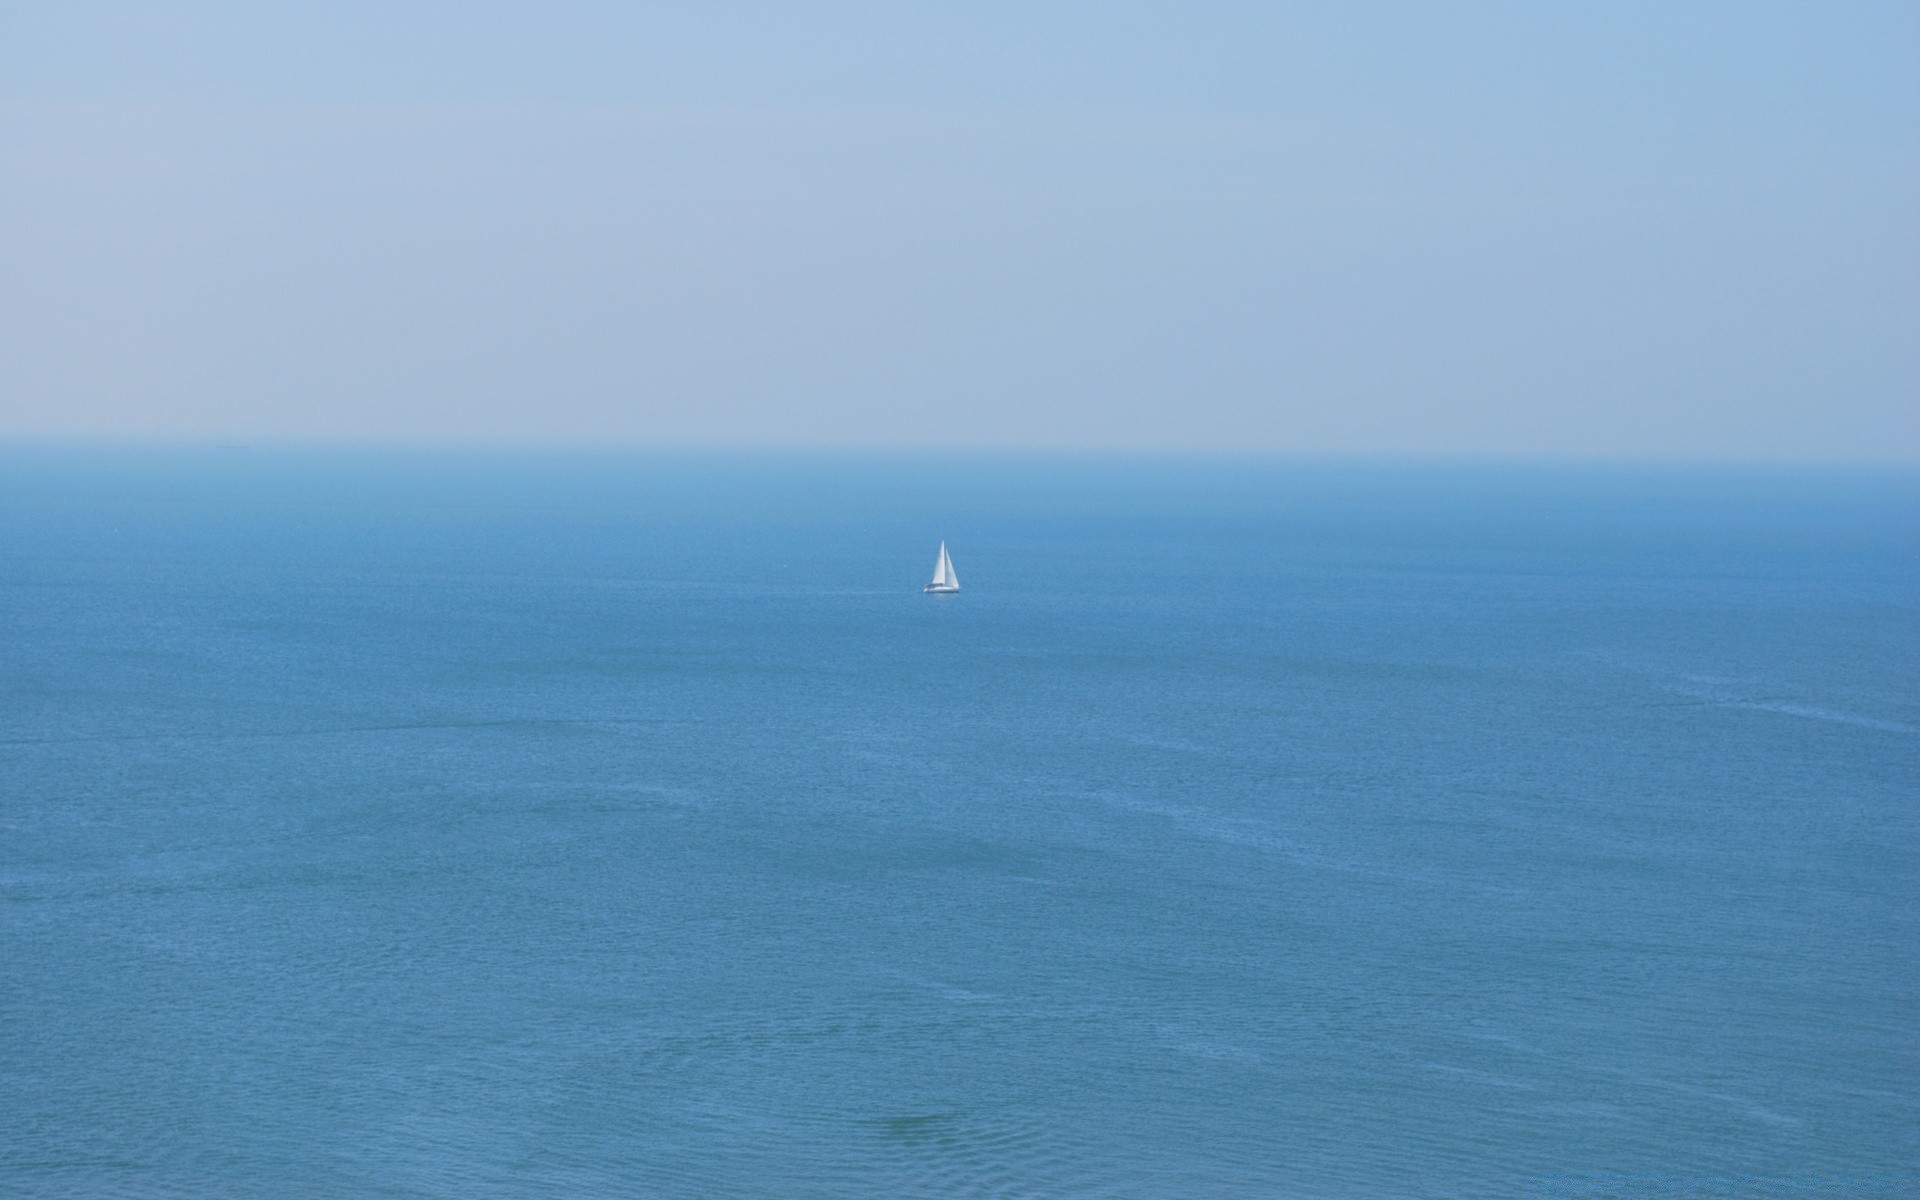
2,449,1915,1199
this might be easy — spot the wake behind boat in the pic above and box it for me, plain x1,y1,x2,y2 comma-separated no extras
924,541,960,593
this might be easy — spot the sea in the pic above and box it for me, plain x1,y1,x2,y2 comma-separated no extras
2,448,1915,1199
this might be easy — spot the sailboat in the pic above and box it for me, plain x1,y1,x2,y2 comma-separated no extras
923,541,960,593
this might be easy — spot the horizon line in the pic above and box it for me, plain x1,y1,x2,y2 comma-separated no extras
3,434,1919,469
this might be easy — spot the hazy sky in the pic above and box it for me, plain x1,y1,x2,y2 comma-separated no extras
1,2,1915,456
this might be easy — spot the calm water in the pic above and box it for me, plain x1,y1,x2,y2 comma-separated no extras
2,450,1915,1199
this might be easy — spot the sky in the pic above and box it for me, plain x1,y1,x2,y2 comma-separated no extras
0,2,1915,457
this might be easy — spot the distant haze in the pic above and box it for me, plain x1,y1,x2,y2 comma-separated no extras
1,2,1914,458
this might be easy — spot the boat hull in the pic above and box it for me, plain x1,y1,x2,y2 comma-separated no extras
923,585,960,594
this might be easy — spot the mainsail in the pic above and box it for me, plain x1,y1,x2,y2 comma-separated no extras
927,541,959,591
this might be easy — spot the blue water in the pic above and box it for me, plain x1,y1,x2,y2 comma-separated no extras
3,450,1915,1198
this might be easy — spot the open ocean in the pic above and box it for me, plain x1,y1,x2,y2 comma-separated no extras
2,449,1915,1199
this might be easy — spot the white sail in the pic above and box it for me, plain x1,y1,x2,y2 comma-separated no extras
927,541,959,591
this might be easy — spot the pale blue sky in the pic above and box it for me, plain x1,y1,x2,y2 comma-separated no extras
1,2,1914,456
